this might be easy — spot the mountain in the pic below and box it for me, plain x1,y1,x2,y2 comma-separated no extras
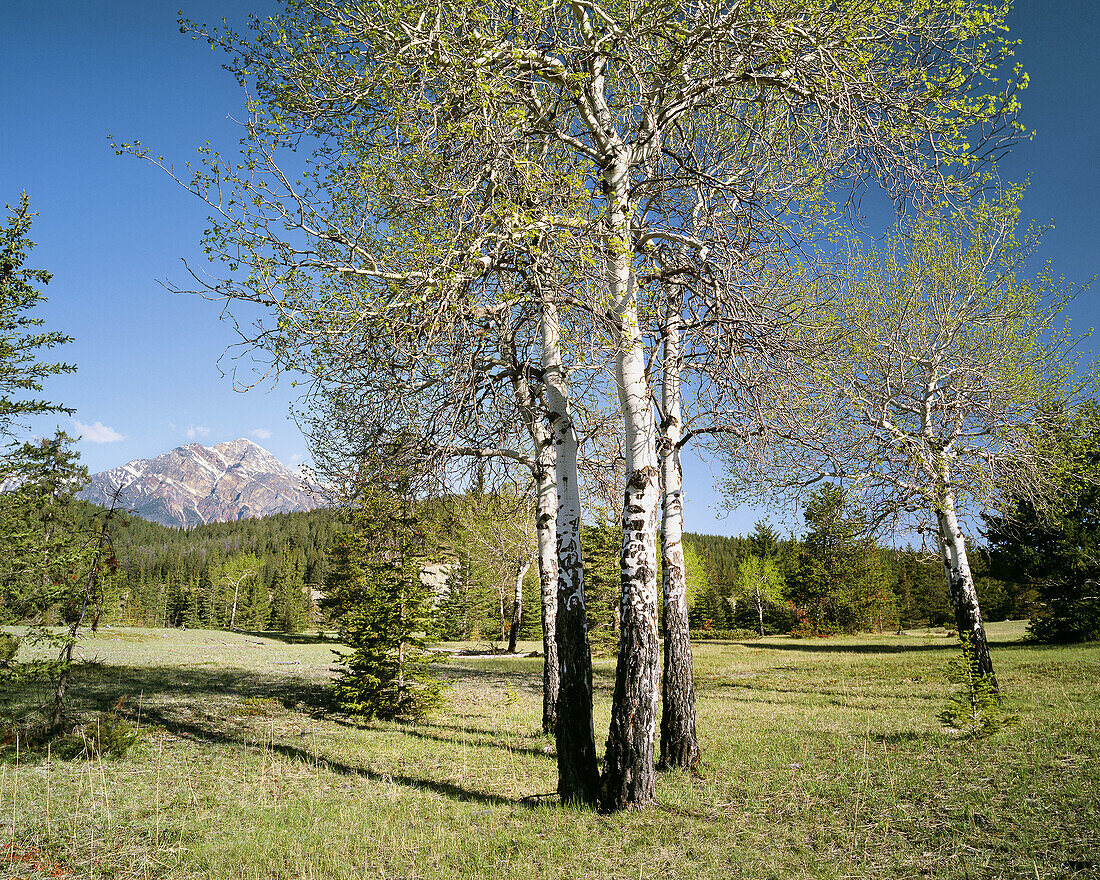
79,438,320,527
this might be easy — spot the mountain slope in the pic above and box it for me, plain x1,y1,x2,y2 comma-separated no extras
79,438,319,527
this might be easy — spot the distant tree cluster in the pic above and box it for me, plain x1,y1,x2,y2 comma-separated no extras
65,494,1038,650
42,509,341,633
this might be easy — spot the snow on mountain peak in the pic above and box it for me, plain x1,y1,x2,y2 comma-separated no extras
78,439,319,527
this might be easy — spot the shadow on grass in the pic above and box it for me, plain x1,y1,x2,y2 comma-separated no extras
41,661,550,808
396,722,555,761
724,637,1034,655
68,662,338,716
234,630,343,646
136,703,532,809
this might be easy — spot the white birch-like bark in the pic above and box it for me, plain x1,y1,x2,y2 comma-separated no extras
500,297,562,725
507,557,532,653
933,460,996,682
534,442,560,730
601,155,662,810
658,300,700,771
543,298,599,804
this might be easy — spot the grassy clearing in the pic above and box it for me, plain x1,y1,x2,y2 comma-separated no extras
2,622,1098,879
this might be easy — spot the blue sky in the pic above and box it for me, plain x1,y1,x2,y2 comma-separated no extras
2,1,1098,537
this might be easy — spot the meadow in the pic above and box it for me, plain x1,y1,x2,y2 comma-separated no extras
2,622,1098,879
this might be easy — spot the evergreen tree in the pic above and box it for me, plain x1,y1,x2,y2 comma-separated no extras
323,443,442,720
0,196,79,627
436,553,476,641
268,540,310,632
791,487,897,634
582,519,621,653
0,195,74,438
986,403,1100,642
792,486,864,633
0,432,90,624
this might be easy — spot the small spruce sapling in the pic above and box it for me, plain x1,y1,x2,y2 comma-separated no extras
939,634,1018,737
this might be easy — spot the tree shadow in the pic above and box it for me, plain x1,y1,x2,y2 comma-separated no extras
235,630,343,646
135,702,534,809
725,638,1033,655
52,661,554,808
72,662,338,716
396,723,555,761
431,663,545,694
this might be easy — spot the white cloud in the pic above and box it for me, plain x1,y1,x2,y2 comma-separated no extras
249,428,272,440
73,420,125,443
186,425,211,439
288,453,302,463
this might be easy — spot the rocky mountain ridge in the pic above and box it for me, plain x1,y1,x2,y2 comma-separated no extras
79,438,320,527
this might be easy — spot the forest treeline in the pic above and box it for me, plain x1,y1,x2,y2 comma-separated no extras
58,495,1035,641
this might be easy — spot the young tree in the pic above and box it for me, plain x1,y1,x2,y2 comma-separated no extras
742,189,1088,680
734,554,786,638
220,554,260,631
322,449,443,721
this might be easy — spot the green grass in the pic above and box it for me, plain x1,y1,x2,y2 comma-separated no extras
2,622,1098,879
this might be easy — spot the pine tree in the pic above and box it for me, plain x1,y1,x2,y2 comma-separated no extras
323,445,443,721
0,195,74,439
986,403,1100,643
582,519,621,654
792,486,891,634
0,432,89,624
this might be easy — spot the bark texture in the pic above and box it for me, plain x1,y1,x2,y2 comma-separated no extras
545,301,598,804
658,308,700,771
510,300,562,731
602,465,662,809
536,461,560,731
554,459,599,804
935,486,997,684
659,459,700,771
600,156,661,811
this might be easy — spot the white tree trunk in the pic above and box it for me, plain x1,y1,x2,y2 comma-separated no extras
602,154,661,810
933,470,996,683
543,298,599,804
658,302,700,771
505,298,561,729
535,450,560,730
507,557,531,653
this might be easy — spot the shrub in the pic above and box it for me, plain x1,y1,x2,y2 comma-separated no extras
689,628,760,641
0,633,19,666
55,711,144,760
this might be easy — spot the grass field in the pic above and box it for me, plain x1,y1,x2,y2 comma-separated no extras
2,622,1098,879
